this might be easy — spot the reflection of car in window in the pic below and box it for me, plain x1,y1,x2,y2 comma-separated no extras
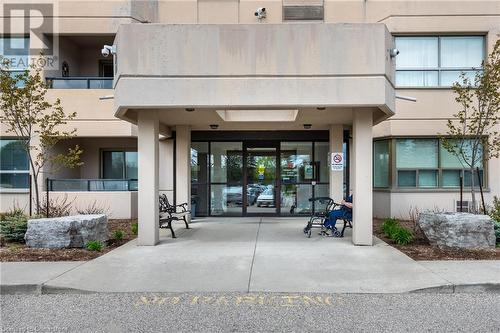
256,188,275,207
222,187,258,206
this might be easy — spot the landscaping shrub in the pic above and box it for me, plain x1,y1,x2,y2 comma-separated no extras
76,200,110,215
86,240,103,252
489,196,500,222
0,208,29,243
391,227,413,245
131,222,138,235
114,230,124,241
381,218,414,245
0,214,28,243
41,195,73,217
381,218,399,237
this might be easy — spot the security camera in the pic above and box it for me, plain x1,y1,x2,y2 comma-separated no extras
101,45,116,57
389,48,400,58
254,7,266,20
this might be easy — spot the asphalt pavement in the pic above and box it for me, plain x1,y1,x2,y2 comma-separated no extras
1,292,499,332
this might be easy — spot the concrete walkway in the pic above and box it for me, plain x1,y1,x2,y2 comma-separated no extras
1,217,499,294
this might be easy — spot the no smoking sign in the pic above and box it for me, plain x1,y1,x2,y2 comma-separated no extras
330,152,344,171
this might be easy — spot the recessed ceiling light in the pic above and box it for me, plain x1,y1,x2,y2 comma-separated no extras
209,124,219,129
303,124,312,129
185,108,195,112
316,107,325,111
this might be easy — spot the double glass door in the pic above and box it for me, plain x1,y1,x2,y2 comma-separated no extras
244,143,278,215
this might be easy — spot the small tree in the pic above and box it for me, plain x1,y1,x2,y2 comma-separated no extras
442,39,500,213
0,59,83,214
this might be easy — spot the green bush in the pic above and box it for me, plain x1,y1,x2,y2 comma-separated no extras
86,240,103,252
489,196,500,223
131,222,138,235
113,230,124,241
381,218,399,237
391,227,413,245
493,221,500,246
0,214,28,243
381,218,414,246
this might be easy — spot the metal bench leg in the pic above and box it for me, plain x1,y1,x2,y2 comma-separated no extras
168,221,176,238
183,215,190,229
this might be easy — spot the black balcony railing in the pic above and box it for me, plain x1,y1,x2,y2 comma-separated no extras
48,179,137,192
46,77,113,89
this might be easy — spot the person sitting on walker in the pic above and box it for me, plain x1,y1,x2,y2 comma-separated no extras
323,194,352,236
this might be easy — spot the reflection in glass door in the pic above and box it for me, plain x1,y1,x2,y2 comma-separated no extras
245,146,278,215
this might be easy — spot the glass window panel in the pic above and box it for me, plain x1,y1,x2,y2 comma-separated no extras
0,37,30,71
442,170,461,188
210,185,242,216
50,179,88,191
314,184,330,213
103,151,125,179
396,71,439,87
395,37,438,69
280,184,312,215
280,142,312,183
440,139,483,168
191,184,209,217
396,139,438,168
440,37,484,68
464,170,484,188
398,170,417,187
419,170,438,188
0,173,29,189
191,142,209,184
373,140,390,187
125,152,138,179
51,79,88,89
89,79,113,89
0,140,29,171
210,142,243,183
440,70,478,87
314,141,329,183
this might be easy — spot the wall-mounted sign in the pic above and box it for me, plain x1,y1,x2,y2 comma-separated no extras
330,152,343,171
304,164,314,180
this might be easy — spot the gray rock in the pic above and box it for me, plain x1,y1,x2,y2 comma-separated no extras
25,215,108,248
418,212,496,250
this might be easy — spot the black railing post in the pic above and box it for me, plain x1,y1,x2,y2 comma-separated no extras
29,175,32,216
46,177,50,218
477,167,486,214
459,175,463,213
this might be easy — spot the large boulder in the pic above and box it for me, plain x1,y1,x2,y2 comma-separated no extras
25,214,108,248
418,212,496,250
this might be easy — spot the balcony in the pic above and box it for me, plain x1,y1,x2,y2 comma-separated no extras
46,77,113,89
48,179,138,192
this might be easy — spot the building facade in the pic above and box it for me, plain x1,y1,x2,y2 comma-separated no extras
1,1,499,246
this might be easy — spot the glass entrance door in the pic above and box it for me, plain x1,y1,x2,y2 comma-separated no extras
245,145,278,215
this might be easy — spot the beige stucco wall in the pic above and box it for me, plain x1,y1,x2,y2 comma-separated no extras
50,191,137,219
2,0,500,220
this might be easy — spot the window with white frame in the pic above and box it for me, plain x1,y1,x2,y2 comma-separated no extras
395,138,484,189
0,139,29,189
0,37,30,83
395,36,484,87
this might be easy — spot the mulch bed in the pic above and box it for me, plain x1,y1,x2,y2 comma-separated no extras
0,219,137,262
373,218,500,260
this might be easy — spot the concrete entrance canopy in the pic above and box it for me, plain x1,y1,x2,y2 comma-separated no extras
112,23,397,246
113,23,396,123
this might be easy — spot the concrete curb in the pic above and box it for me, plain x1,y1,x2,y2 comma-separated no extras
2,283,500,295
